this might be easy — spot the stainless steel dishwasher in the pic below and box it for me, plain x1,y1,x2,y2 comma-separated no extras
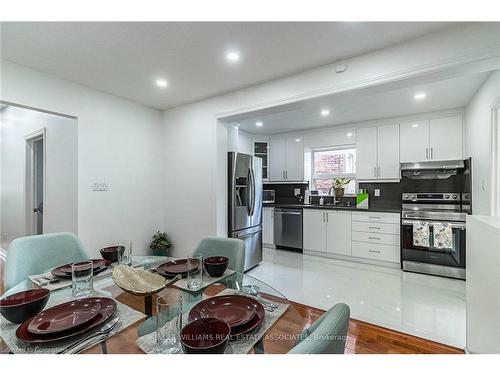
274,208,303,251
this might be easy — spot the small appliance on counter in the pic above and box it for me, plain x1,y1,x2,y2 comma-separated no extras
356,189,369,209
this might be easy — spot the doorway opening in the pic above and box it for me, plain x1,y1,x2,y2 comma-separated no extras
25,129,45,235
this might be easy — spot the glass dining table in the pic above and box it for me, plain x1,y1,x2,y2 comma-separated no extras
0,256,324,354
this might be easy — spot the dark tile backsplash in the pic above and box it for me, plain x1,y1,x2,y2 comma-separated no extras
263,183,309,204
358,182,402,210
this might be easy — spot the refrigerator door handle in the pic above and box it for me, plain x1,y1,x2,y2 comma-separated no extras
249,167,256,216
246,168,252,216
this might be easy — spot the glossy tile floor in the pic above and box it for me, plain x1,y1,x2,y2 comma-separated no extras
248,248,466,349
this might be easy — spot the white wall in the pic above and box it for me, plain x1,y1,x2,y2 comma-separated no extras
162,24,500,257
465,70,500,215
0,106,78,248
1,61,164,257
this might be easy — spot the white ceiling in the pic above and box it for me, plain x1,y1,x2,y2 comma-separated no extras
227,72,490,135
0,22,462,110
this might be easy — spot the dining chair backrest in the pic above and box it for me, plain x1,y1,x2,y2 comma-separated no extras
193,236,246,273
288,303,350,354
4,232,89,292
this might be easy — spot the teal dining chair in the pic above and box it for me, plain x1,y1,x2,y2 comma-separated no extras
288,303,350,354
3,232,89,292
193,236,246,273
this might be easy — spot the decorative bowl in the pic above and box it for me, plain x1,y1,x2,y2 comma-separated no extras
180,317,230,354
203,256,229,277
0,288,50,324
112,265,180,296
99,245,124,263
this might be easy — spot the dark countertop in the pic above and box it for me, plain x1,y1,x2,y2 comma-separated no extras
263,203,401,213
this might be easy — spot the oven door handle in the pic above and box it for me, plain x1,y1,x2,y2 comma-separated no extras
401,219,466,229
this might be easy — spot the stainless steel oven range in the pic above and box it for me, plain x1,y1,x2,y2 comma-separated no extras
401,192,466,280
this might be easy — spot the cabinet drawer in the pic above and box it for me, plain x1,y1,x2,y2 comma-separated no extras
352,221,400,235
352,231,400,246
352,211,400,224
352,241,400,263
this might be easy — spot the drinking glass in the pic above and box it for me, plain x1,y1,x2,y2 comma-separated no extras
156,292,183,354
187,255,203,291
72,261,93,297
118,240,133,266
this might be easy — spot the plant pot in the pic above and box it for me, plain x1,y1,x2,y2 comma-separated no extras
334,188,345,198
152,246,170,256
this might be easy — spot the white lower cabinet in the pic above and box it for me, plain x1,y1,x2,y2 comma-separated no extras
263,207,274,246
303,209,351,256
351,212,401,264
326,211,352,256
303,209,326,252
303,208,400,266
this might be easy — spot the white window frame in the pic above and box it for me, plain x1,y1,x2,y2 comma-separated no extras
310,145,357,196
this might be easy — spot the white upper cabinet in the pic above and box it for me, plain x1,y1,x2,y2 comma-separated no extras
357,124,400,181
285,137,304,180
269,139,287,180
269,136,304,181
400,120,429,163
377,124,400,179
356,127,378,180
429,116,463,161
400,116,463,163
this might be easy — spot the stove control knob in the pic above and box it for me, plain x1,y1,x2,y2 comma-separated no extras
444,194,450,199
403,194,409,200
411,195,416,200
452,194,457,200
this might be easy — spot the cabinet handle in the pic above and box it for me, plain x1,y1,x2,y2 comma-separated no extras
369,216,381,219
369,236,381,240
286,171,288,179
377,166,381,177
426,148,429,160
368,226,381,230
369,250,381,254
430,147,434,160
326,213,329,222
323,212,326,222
373,167,377,177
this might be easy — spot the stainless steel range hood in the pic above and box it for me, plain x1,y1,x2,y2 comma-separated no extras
400,160,465,171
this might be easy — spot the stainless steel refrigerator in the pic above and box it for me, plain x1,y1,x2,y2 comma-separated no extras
228,152,263,271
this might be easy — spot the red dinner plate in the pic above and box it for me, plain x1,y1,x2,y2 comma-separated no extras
51,259,109,278
156,259,199,278
16,297,117,343
189,295,259,329
27,300,101,335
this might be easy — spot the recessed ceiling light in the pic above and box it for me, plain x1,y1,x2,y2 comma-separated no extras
321,109,330,117
295,138,301,142
414,92,426,101
226,51,240,63
346,132,353,137
256,121,263,127
411,124,419,128
155,79,168,88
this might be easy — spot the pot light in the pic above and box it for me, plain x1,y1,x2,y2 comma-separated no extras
346,132,353,137
256,121,263,127
411,124,419,128
295,138,301,142
414,92,426,101
155,79,168,88
321,109,330,117
226,51,240,63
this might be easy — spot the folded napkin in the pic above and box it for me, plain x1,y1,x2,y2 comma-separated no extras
413,221,429,248
433,222,453,249
28,268,113,291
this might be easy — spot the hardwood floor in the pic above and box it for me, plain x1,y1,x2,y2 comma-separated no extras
0,255,463,354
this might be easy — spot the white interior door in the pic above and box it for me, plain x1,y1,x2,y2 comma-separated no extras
400,121,429,162
356,127,378,180
269,138,286,180
377,124,400,179
25,130,45,236
285,137,304,180
429,116,463,161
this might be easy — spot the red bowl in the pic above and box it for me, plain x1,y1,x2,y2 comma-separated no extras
180,318,230,354
203,256,229,277
99,245,124,263
0,289,50,324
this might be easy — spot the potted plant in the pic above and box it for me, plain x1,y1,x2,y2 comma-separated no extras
331,177,351,198
150,231,172,256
